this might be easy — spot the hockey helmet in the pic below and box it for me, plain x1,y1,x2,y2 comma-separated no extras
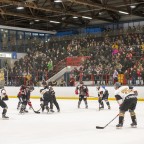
42,80,47,86
29,86,34,91
40,89,44,94
80,81,84,84
21,85,26,89
96,85,100,90
114,82,121,89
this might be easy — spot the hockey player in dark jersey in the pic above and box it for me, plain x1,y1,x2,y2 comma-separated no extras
114,82,138,128
0,87,9,119
96,85,111,110
42,81,60,112
40,88,54,113
75,81,89,109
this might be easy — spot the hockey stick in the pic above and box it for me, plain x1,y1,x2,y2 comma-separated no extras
31,106,40,114
36,107,42,112
98,97,101,111
96,114,119,129
99,101,100,111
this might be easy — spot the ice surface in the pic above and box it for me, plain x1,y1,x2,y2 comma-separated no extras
0,99,144,144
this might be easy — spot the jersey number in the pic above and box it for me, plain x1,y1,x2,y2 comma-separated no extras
121,88,132,94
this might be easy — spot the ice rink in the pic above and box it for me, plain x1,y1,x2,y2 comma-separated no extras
0,98,144,144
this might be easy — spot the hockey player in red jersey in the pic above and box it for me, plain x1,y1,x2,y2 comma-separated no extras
17,85,34,114
17,85,26,110
75,81,89,109
114,82,138,128
0,87,9,119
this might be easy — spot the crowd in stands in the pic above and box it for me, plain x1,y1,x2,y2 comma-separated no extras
3,25,144,86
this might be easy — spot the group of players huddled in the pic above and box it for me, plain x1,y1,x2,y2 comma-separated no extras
0,80,138,129
16,81,60,114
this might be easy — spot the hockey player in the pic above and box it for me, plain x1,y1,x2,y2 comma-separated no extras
42,81,60,112
114,82,138,128
18,85,34,114
96,85,111,110
0,87,9,119
75,81,89,109
25,86,34,110
40,88,53,113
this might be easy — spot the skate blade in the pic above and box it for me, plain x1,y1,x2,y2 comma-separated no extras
19,112,25,115
131,125,137,128
116,127,123,129
2,118,9,120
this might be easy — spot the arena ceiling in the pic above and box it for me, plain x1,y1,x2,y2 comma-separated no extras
0,0,144,32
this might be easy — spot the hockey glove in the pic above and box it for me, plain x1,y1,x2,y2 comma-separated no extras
86,92,89,97
75,90,78,95
28,101,32,107
2,95,9,101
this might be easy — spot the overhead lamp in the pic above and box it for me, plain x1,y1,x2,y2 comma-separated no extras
50,20,60,23
119,11,129,15
54,0,62,2
130,5,136,9
35,19,40,22
16,6,24,10
73,16,78,19
82,16,92,20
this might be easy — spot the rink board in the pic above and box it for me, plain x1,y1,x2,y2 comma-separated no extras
5,86,144,101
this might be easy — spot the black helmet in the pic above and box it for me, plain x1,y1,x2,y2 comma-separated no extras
42,80,47,86
80,81,83,84
40,89,44,93
29,86,34,91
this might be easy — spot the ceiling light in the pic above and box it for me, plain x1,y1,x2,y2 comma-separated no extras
82,16,92,19
54,0,62,2
130,5,136,9
50,20,60,23
35,19,39,22
16,6,24,10
73,16,78,19
119,11,129,14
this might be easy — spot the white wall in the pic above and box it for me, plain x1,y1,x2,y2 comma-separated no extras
4,86,144,99
17,53,27,59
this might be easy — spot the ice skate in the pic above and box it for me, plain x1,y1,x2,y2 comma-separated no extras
108,106,111,110
131,122,137,128
99,106,104,110
19,109,25,114
116,123,123,129
78,104,80,109
24,109,28,113
57,109,60,112
50,109,55,113
17,106,20,110
85,105,88,109
46,106,49,113
2,114,9,120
